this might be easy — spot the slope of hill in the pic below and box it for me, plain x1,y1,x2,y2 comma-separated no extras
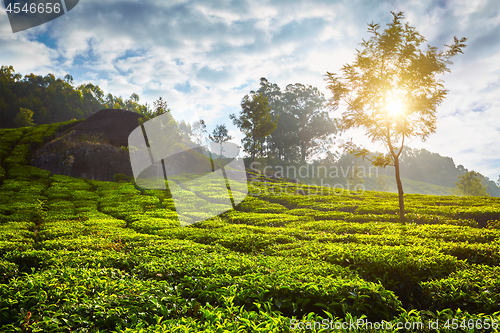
363,174,455,195
337,148,500,197
1,122,500,331
247,159,476,197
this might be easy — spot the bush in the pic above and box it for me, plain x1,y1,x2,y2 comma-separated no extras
270,241,462,307
114,173,134,183
0,259,18,283
7,165,51,180
421,265,500,313
3,144,30,167
487,220,500,229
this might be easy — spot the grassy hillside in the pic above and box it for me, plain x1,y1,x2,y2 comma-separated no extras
1,123,500,332
247,159,460,197
364,174,456,196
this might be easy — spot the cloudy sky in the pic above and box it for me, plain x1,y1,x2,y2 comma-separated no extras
1,0,499,180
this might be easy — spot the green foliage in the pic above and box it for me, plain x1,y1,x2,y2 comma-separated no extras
230,91,278,160
208,124,232,144
138,97,170,122
421,265,500,313
325,12,466,223
0,259,18,284
3,144,30,168
208,124,233,157
13,107,35,127
0,125,499,331
257,78,337,162
0,65,150,128
454,171,489,196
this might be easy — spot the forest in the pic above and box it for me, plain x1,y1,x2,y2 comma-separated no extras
0,65,147,128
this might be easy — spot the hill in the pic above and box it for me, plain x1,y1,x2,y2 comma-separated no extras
363,174,455,195
1,121,500,331
247,155,497,197
0,65,148,128
336,148,500,197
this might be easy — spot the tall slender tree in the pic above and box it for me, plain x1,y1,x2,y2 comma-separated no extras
191,119,207,145
325,12,466,223
209,124,233,157
230,91,278,161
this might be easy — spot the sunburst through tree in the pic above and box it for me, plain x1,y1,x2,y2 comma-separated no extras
325,11,467,223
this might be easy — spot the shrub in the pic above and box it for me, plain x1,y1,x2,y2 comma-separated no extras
3,144,30,167
114,173,134,183
0,259,18,283
421,264,500,313
7,165,51,180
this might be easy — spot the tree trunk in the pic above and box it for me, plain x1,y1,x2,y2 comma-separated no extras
394,157,405,224
252,135,256,163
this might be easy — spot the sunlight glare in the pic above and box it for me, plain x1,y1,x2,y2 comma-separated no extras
386,98,404,117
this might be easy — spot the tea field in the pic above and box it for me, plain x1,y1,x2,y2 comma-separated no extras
1,124,500,332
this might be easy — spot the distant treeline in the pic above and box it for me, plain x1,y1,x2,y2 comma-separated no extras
336,147,500,197
0,65,148,128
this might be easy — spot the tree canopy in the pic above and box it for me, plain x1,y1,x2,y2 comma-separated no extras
13,108,35,127
0,65,150,128
454,171,489,196
209,124,233,157
230,91,278,161
257,78,337,163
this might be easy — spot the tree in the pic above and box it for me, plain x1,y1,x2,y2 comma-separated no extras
191,119,207,145
257,78,337,162
325,12,466,223
454,171,488,196
209,124,233,157
64,74,74,85
1,65,22,81
13,108,35,127
124,93,145,114
1,66,153,127
178,120,193,142
230,91,278,161
139,97,170,122
282,83,336,163
256,78,295,161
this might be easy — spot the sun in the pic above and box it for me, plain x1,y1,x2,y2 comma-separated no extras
386,98,404,117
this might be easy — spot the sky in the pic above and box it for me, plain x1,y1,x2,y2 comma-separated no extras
1,0,499,181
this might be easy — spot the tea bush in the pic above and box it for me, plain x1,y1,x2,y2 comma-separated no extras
1,122,500,331
421,264,500,313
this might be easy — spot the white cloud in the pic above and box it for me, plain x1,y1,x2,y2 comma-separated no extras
0,0,499,179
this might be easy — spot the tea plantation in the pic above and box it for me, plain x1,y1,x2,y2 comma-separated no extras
1,123,500,332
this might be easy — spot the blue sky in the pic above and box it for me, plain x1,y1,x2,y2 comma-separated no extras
1,0,499,181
